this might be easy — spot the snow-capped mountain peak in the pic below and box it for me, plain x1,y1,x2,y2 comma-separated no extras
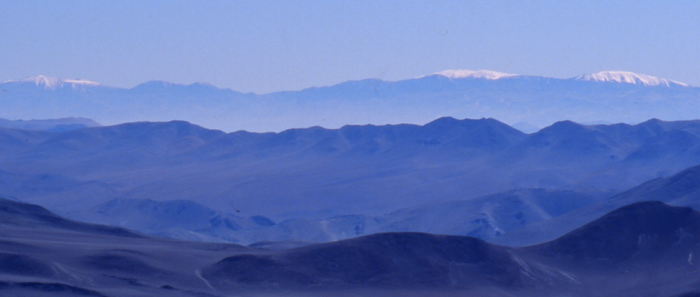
432,70,517,80
13,75,101,89
573,71,689,87
20,75,62,88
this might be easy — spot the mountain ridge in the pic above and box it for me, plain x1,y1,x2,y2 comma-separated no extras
573,71,689,87
6,70,692,91
2,116,700,246
2,70,697,132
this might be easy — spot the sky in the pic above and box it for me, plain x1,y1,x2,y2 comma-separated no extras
1,0,699,94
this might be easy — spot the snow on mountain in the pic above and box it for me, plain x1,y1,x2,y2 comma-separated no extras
573,71,689,87
431,69,517,80
8,75,102,89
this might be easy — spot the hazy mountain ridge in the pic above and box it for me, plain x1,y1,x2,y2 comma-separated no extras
0,117,100,132
3,117,700,244
69,188,608,245
2,70,698,132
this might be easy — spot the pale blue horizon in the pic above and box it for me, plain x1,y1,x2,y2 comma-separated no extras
1,0,699,94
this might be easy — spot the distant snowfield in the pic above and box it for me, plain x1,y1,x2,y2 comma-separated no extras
0,70,697,132
14,75,102,89
430,69,517,80
574,70,689,87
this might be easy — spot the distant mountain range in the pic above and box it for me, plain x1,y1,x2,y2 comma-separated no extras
3,197,700,296
2,117,700,245
5,69,700,296
0,117,100,132
1,70,698,132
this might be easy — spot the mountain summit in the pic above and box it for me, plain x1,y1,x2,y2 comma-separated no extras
573,71,689,87
7,75,102,89
431,69,517,80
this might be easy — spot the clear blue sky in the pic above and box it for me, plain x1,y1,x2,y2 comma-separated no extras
1,0,699,93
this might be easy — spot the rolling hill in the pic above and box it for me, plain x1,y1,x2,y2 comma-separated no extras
4,198,700,296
